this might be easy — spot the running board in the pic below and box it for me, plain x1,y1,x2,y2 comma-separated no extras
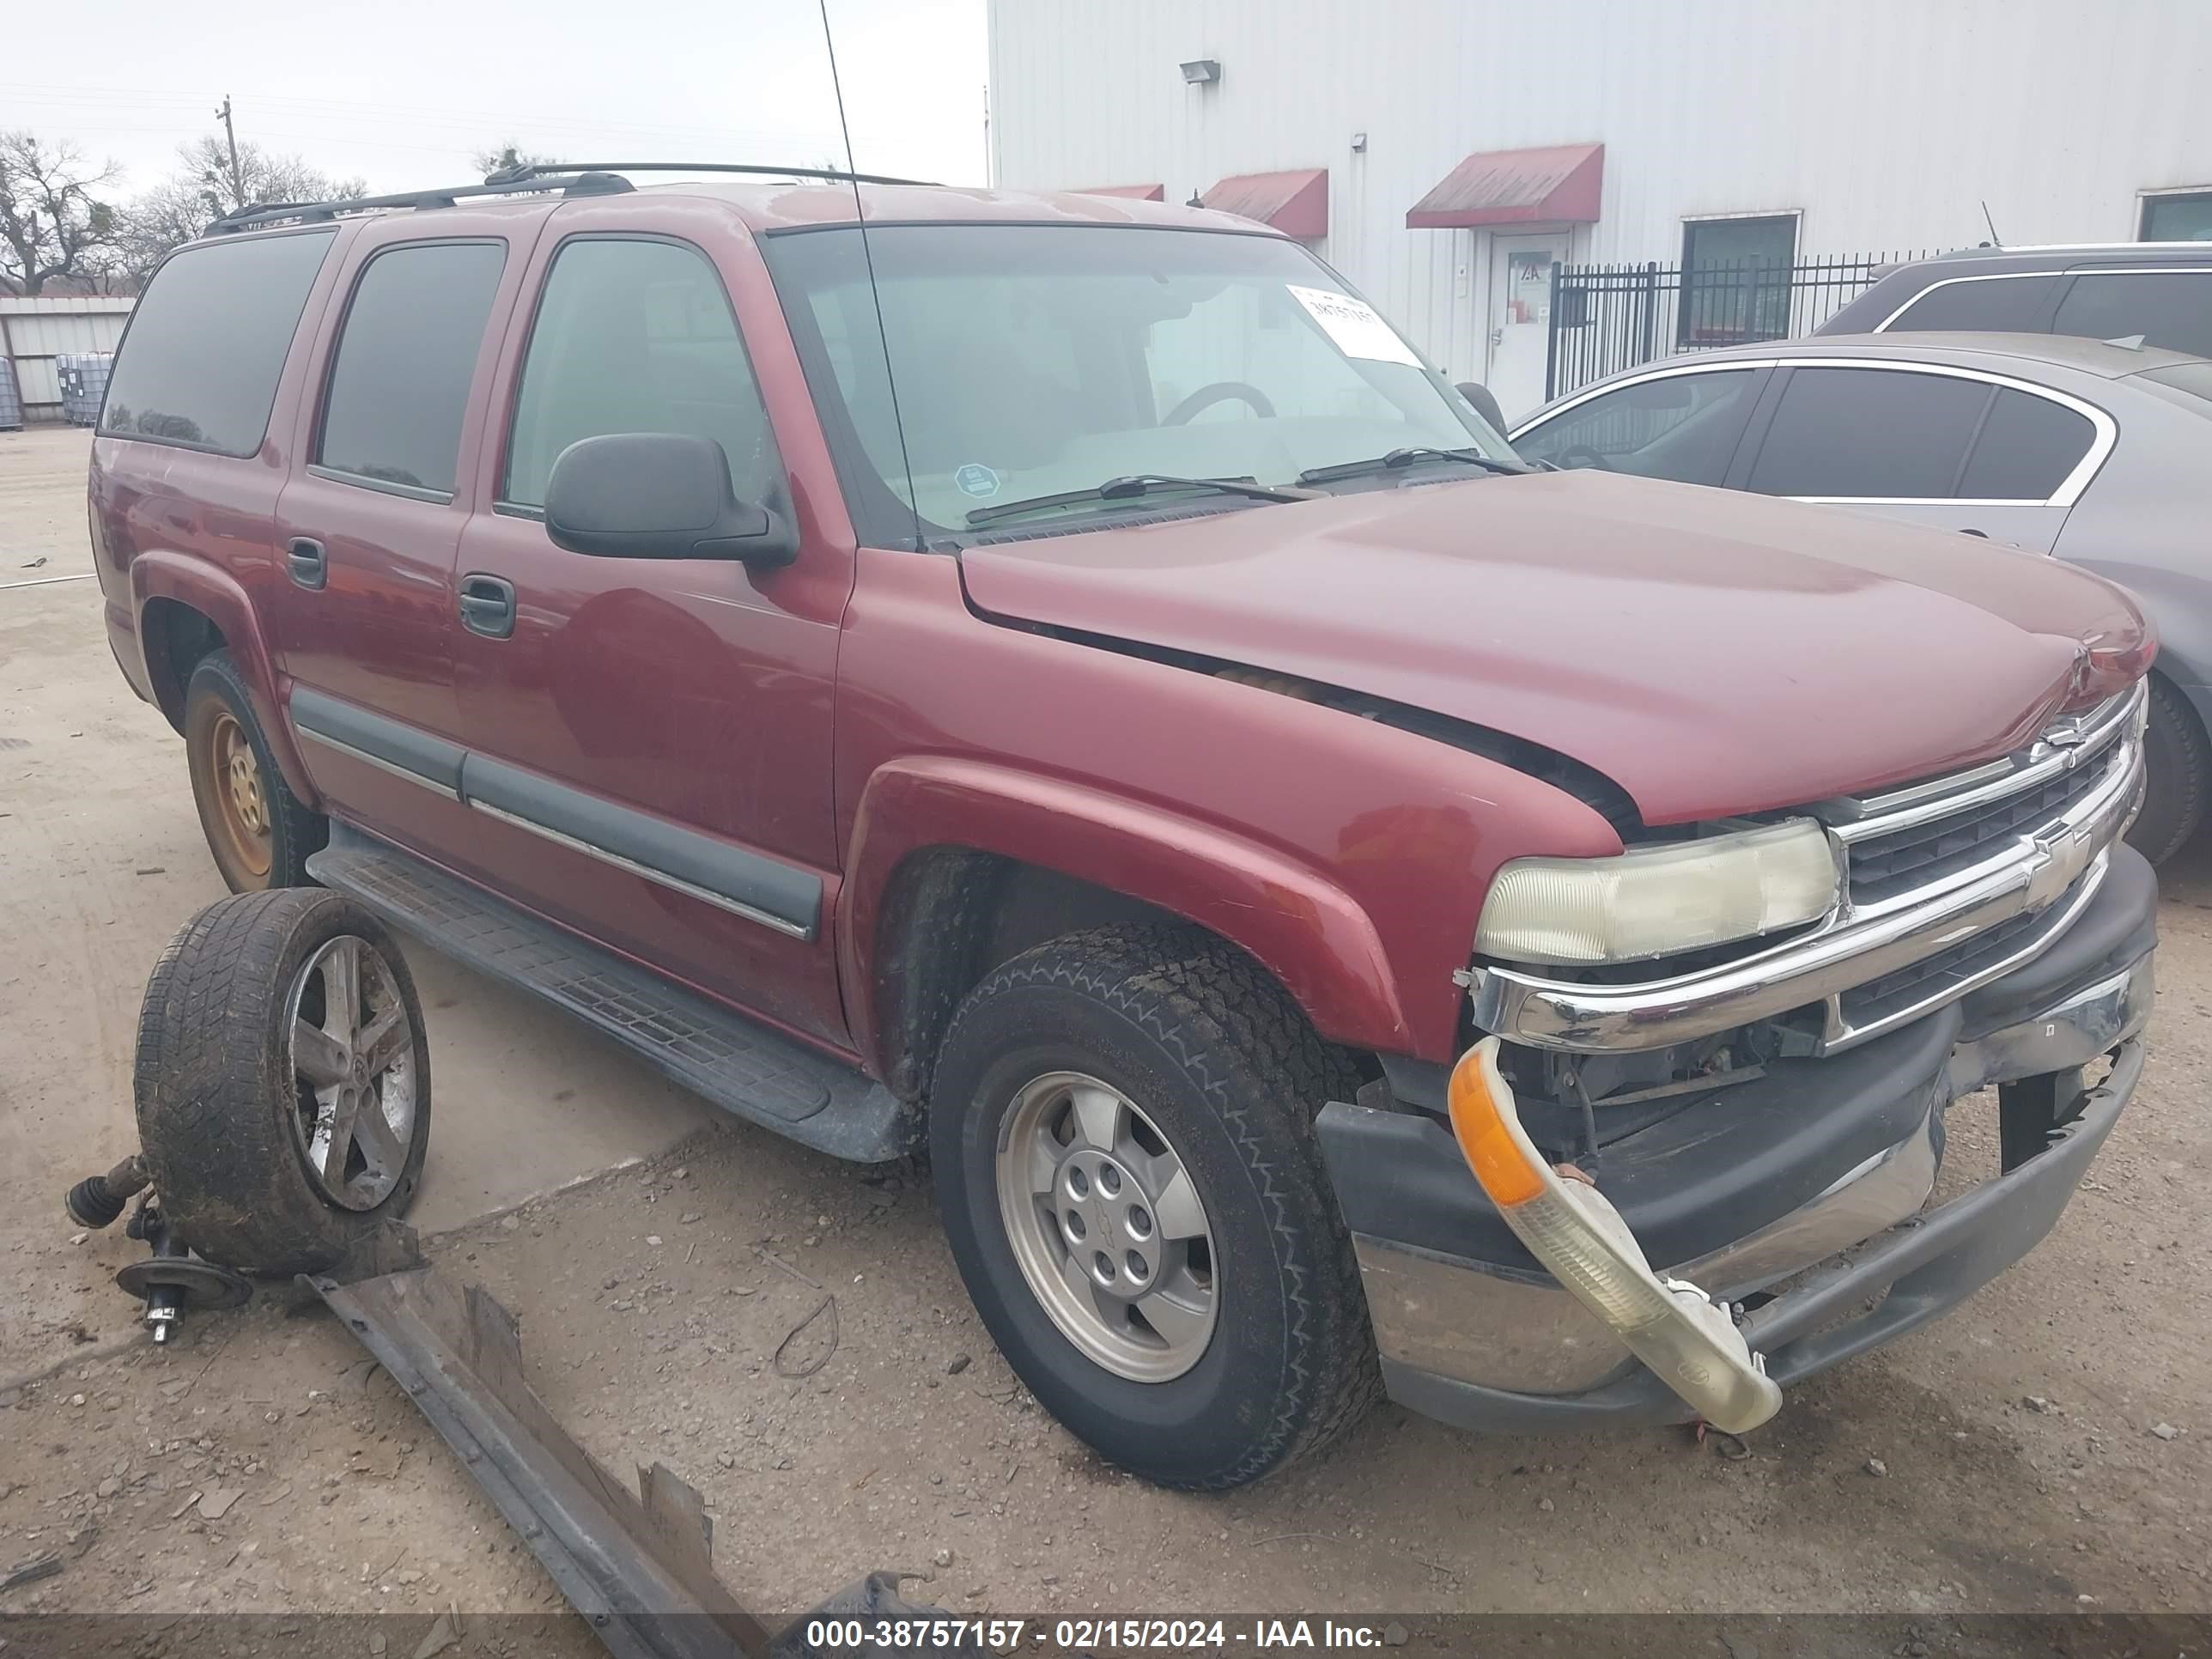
307,823,915,1163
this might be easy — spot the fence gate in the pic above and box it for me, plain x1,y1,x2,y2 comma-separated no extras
1543,255,1911,403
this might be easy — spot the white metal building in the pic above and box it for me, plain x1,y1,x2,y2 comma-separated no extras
988,0,2212,417
0,296,132,422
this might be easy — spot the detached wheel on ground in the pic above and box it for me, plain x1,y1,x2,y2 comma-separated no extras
930,927,1381,1491
184,649,326,891
134,890,432,1276
2126,675,2211,866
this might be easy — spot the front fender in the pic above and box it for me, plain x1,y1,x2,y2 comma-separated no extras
130,550,318,805
839,757,1413,1071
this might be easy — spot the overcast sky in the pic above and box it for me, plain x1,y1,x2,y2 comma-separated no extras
3,0,988,199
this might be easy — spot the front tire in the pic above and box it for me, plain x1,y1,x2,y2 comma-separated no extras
2126,675,2209,866
930,927,1380,1491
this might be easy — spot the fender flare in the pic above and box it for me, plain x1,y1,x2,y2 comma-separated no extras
130,551,318,804
838,756,1415,1077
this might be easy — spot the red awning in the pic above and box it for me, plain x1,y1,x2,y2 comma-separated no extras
1200,168,1329,238
1072,183,1165,201
1405,143,1604,229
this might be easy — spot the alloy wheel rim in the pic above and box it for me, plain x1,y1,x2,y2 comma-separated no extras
283,935,416,1210
994,1070,1218,1382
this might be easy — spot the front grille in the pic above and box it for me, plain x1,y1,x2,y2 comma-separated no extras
1847,744,2118,905
1838,901,2058,1031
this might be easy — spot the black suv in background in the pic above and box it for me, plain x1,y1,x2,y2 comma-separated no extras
1820,243,2212,357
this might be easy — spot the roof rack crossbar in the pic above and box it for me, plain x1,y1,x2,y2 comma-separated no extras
203,161,934,237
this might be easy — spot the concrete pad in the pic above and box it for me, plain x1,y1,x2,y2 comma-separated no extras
0,428,714,1378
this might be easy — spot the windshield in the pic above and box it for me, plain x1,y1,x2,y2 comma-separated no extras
763,223,1515,543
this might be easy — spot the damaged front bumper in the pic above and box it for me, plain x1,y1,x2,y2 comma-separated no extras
1317,843,2156,1433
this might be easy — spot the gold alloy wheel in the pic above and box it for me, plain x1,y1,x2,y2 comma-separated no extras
188,702,274,888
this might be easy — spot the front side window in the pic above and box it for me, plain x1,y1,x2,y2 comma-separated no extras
1886,275,2058,334
1746,367,1990,499
2051,270,2212,357
1679,215,1798,346
763,223,1506,544
1513,368,1759,486
2141,191,2212,243
316,240,507,497
504,237,781,511
100,230,335,456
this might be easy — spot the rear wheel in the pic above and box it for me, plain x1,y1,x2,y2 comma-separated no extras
930,927,1380,1490
2126,675,2209,866
184,650,325,891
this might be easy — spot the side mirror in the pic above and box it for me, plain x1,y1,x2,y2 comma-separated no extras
544,433,798,566
1454,380,1509,434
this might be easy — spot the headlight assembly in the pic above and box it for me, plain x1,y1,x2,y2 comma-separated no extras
1476,819,1842,967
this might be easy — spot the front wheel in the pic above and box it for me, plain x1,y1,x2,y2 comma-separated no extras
930,927,1380,1491
2125,676,2210,866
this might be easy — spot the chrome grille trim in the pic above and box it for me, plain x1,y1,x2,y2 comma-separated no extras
1467,681,2148,1054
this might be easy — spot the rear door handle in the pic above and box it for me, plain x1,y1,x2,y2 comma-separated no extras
286,538,327,590
458,573,517,640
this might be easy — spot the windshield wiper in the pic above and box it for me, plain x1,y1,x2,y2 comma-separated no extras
1297,446,1526,486
965,473,1306,529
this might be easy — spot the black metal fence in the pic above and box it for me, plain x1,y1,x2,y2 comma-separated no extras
1544,254,1927,402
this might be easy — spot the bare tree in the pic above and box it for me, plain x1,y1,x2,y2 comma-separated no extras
106,139,368,289
474,143,562,180
0,131,120,295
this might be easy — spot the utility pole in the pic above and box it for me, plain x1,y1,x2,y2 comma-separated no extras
214,95,243,210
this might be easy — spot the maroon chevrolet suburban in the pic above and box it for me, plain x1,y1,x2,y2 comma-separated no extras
90,165,2158,1488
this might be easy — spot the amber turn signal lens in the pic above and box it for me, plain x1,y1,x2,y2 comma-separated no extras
1447,1045,1545,1208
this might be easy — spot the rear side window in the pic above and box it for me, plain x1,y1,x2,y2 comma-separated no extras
2051,270,2212,356
502,237,779,510
1957,389,2098,500
1747,367,1990,498
100,230,334,456
316,241,507,497
1886,275,2057,334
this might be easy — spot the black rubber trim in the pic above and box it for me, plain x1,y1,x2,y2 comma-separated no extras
459,753,822,939
289,686,465,794
1376,1036,2142,1432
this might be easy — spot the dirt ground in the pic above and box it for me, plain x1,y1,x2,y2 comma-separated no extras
3,424,2208,1632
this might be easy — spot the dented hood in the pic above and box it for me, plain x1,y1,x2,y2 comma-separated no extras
957,471,2153,825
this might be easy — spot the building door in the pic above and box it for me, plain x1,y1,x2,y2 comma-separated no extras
1486,232,1571,422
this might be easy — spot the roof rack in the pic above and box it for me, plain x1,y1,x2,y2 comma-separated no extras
204,161,937,237
483,160,934,188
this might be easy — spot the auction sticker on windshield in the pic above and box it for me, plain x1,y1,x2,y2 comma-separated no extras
954,462,1002,498
1288,285,1421,367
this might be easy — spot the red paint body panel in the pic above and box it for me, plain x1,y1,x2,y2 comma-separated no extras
833,550,1621,1066
957,470,2154,825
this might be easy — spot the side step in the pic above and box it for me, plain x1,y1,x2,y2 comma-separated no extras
307,823,915,1163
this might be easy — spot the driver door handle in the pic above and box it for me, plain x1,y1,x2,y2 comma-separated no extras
458,573,516,640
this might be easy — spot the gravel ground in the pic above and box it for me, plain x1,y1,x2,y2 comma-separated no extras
3,425,2207,1633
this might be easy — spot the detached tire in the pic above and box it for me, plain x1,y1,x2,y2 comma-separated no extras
135,890,431,1275
2126,676,2210,866
184,649,326,892
931,927,1380,1491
